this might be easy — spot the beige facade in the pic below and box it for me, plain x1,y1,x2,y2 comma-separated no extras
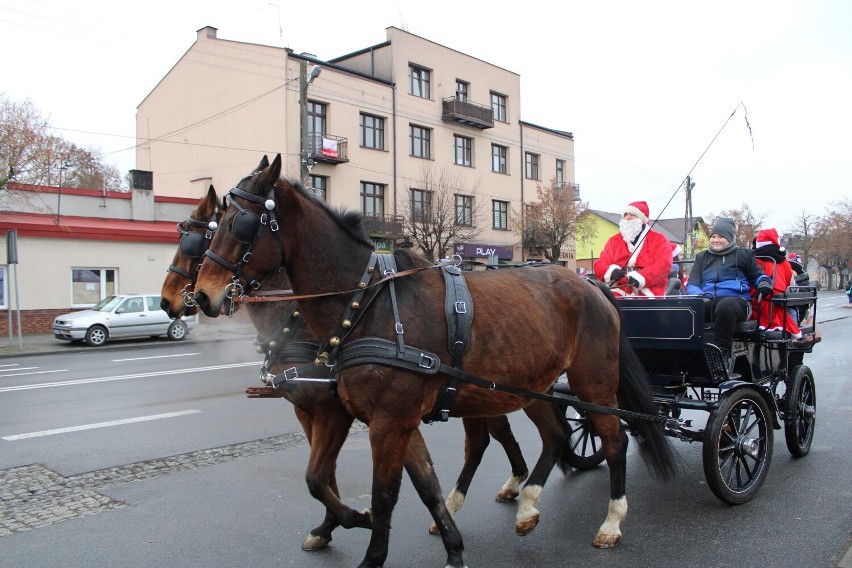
137,26,575,263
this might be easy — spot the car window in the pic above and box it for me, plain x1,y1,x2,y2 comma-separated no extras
93,296,123,312
121,297,144,313
146,296,163,312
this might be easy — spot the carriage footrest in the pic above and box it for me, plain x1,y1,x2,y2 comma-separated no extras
246,386,287,398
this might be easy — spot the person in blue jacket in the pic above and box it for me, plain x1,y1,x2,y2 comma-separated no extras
686,217,772,368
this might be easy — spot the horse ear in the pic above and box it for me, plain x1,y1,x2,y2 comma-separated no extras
256,155,270,173
269,154,282,180
206,185,216,200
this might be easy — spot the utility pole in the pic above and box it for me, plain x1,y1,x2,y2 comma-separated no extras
683,176,695,257
299,61,321,187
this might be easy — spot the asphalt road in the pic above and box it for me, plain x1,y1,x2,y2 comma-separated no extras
1,294,850,567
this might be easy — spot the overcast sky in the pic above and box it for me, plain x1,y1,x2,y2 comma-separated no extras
2,0,850,234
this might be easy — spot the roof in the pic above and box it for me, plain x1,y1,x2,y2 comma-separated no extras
0,212,179,243
587,209,684,243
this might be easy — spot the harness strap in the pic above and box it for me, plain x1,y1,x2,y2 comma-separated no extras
427,264,475,422
167,264,194,279
377,254,405,354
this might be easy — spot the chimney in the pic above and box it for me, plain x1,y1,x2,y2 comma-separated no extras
197,26,218,41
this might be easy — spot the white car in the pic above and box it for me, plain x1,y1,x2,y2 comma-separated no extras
52,294,192,346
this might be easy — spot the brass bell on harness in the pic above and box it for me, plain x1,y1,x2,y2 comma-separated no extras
351,301,360,309
315,351,330,367
268,340,277,348
255,345,264,354
342,319,352,329
292,311,300,318
282,327,290,334
329,336,341,347
358,282,366,289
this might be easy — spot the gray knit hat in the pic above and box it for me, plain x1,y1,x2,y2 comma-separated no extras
710,217,736,243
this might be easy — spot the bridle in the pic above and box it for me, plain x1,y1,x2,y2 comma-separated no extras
168,212,219,307
203,180,286,297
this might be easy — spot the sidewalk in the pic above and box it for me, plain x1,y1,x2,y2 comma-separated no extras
0,316,258,358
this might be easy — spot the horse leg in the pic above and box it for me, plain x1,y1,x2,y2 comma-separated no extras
405,429,467,568
587,413,629,548
514,401,569,536
487,415,530,502
301,405,373,548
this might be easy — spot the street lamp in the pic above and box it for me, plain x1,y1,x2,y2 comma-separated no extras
300,62,322,186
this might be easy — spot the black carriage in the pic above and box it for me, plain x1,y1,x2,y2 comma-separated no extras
556,285,818,505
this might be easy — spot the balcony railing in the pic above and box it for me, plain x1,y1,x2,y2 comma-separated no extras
442,97,494,129
362,214,404,237
557,182,581,201
307,133,349,164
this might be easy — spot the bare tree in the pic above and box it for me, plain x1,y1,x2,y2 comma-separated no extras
707,203,766,247
401,164,485,262
811,198,852,288
513,179,596,263
784,210,818,266
0,93,125,201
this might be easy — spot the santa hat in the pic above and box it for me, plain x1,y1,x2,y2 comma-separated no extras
623,201,650,223
671,243,682,258
755,228,782,249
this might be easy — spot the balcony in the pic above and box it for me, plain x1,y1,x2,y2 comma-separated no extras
307,133,349,165
442,97,494,130
557,182,581,201
362,214,404,237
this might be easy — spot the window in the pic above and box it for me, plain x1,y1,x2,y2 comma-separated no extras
491,144,507,174
0,266,6,310
456,80,469,101
307,101,326,136
455,195,473,226
492,200,509,230
309,175,327,201
409,65,430,99
361,182,385,217
491,92,507,122
454,135,472,167
556,159,565,186
72,268,116,306
121,297,144,314
145,296,161,311
410,189,432,222
307,101,326,154
359,113,385,150
410,125,431,158
525,152,540,180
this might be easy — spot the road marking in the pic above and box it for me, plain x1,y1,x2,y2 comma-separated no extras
0,361,260,393
0,369,68,378
2,410,202,440
0,363,22,368
0,366,40,373
111,353,202,362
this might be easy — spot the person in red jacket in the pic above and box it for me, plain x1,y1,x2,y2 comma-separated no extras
593,201,673,297
750,227,803,340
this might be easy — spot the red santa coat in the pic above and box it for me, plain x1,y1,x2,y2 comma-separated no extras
750,258,802,338
593,227,673,296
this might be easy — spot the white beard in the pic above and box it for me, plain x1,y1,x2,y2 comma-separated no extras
619,219,644,243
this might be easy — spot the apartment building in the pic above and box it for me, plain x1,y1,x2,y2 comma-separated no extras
137,26,576,264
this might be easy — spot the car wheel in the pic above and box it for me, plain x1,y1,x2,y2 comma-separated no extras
167,320,187,341
85,325,108,347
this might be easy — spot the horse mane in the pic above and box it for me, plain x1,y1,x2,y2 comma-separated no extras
278,177,378,250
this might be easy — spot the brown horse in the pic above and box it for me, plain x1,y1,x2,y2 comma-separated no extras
159,159,532,552
193,155,675,568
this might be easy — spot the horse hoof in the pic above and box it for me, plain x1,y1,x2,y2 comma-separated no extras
495,488,519,502
301,533,331,551
428,521,440,535
592,533,621,548
515,514,539,536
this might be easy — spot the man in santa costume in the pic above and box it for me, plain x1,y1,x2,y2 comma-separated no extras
593,201,673,296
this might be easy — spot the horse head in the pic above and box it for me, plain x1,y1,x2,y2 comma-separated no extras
193,154,287,317
160,184,223,318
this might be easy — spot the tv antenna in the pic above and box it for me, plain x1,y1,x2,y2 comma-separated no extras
268,3,284,47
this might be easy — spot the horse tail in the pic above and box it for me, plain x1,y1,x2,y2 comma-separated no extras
596,282,678,481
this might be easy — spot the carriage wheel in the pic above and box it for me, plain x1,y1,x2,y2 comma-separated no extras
702,388,773,505
563,409,606,470
784,365,816,458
